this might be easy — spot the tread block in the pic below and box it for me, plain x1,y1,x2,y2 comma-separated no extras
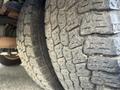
58,58,66,69
50,9,58,30
91,71,120,88
87,56,120,73
24,36,32,46
70,73,82,90
80,11,120,35
84,36,120,55
79,77,95,89
69,28,84,49
93,0,120,10
63,46,72,61
58,9,66,30
77,0,120,14
55,43,63,58
57,0,65,9
66,6,79,31
72,47,87,64
17,41,25,52
26,46,35,57
77,0,91,14
60,28,69,46
52,62,61,72
65,80,74,90
61,69,70,80
52,27,60,45
50,0,56,12
76,63,90,77
24,24,31,36
66,61,76,73
24,14,31,24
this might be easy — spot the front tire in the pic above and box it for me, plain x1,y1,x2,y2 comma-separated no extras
45,0,120,90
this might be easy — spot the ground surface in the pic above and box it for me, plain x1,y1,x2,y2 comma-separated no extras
0,64,43,90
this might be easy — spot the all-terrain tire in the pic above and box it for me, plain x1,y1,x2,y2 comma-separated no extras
45,0,120,90
17,0,63,90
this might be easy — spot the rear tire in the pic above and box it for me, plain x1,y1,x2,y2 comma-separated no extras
0,55,21,66
17,0,63,90
45,0,120,90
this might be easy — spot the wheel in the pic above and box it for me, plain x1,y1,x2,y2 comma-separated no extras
17,0,63,90
0,55,21,66
0,0,21,67
45,0,120,90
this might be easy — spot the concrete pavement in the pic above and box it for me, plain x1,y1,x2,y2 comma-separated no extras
0,64,43,90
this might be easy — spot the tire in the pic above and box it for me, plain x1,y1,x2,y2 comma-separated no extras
17,0,63,90
0,55,21,66
45,0,120,90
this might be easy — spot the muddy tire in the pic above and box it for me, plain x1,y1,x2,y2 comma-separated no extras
45,0,120,90
17,0,63,90
0,55,21,66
